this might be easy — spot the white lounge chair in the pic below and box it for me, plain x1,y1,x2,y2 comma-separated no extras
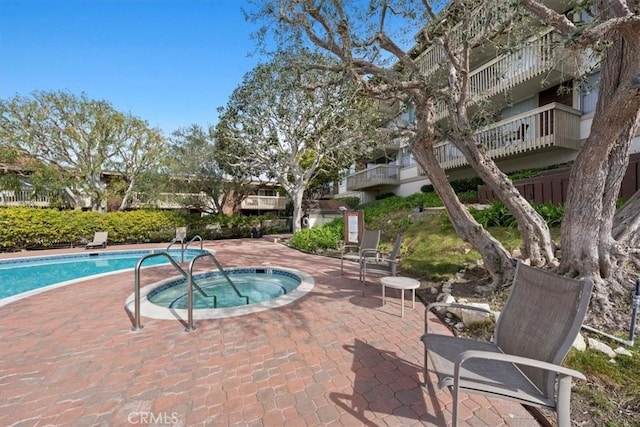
85,232,108,249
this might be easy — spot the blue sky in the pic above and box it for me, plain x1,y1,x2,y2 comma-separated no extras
1,0,265,135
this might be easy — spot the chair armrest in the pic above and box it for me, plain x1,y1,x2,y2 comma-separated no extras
341,244,359,255
425,302,495,334
359,248,379,259
455,350,586,381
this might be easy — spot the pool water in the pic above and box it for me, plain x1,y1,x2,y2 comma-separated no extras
0,249,205,300
148,269,301,309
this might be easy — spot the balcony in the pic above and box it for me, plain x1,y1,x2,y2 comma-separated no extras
346,164,400,191
433,103,582,170
415,3,506,77
0,190,57,208
129,192,208,210
422,29,563,121
241,195,288,211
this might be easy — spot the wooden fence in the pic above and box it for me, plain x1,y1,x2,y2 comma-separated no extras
478,153,640,204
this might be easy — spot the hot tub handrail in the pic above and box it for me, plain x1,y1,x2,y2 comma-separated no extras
187,252,249,331
132,251,211,332
185,235,203,251
166,238,185,262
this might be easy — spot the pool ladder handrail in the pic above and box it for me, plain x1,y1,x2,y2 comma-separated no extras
185,235,203,251
131,252,216,332
186,252,250,331
166,238,185,262
166,235,204,263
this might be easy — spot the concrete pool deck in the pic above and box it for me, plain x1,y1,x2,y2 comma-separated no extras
0,238,539,426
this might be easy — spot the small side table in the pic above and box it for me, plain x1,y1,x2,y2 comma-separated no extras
380,276,420,318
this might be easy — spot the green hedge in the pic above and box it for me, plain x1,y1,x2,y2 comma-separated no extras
0,208,289,251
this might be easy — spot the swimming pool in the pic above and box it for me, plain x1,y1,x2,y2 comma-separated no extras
0,249,207,303
131,266,314,320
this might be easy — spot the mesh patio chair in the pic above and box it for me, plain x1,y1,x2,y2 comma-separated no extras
361,233,403,283
340,229,381,282
421,262,593,427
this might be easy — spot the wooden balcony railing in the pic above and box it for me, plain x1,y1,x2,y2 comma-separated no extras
241,195,288,211
422,29,561,122
0,190,58,207
346,164,400,191
433,103,582,170
415,3,504,76
130,192,208,209
469,29,558,100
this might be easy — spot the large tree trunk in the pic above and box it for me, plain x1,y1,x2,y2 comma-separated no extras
412,100,515,289
290,187,304,233
118,178,136,211
612,190,640,249
454,132,556,266
444,49,555,268
559,23,640,323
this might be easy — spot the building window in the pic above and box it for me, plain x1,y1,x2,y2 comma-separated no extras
580,71,600,114
258,189,277,197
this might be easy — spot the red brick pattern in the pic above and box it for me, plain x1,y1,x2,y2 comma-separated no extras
0,240,537,426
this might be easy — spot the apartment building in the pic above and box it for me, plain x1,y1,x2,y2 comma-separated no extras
336,3,640,204
0,166,288,216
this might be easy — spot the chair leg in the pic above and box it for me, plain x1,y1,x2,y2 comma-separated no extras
423,348,429,387
452,387,460,427
556,375,573,427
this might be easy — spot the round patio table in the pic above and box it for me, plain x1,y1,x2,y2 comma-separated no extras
380,276,420,318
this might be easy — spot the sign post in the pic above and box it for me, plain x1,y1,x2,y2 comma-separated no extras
343,211,364,244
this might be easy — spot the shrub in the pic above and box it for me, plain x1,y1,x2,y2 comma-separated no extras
421,177,484,194
0,207,289,251
375,192,396,200
470,201,565,228
469,202,517,228
289,222,342,253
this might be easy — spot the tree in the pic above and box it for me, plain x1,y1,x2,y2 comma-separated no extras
253,0,640,326
250,0,640,323
163,124,256,215
0,91,167,211
215,51,385,232
106,116,166,211
248,0,551,284
521,0,640,321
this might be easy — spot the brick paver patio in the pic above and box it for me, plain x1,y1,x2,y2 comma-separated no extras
0,238,539,426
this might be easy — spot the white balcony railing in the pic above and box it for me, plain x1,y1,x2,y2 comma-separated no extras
240,195,288,211
346,164,401,191
433,29,561,121
129,192,209,209
433,103,582,170
0,190,57,207
415,3,507,76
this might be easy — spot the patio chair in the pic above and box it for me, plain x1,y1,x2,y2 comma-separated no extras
85,232,108,249
361,233,403,283
421,262,593,427
340,229,381,282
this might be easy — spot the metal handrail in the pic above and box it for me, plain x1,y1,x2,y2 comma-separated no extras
131,252,213,331
166,238,185,262
185,235,203,251
132,252,186,331
187,252,250,331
